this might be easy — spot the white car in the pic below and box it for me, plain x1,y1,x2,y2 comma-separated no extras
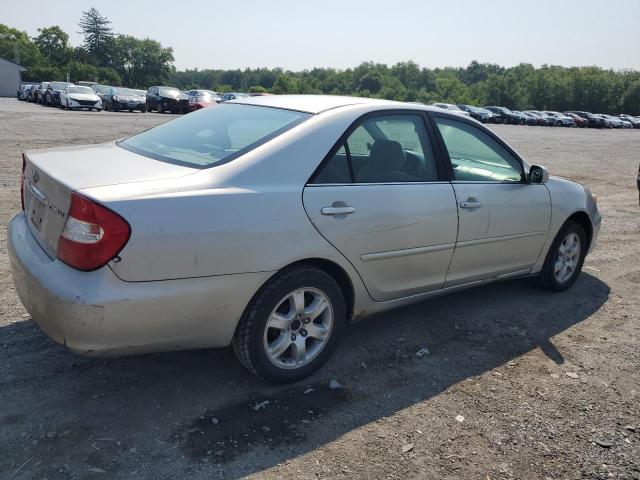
60,85,103,111
9,95,600,383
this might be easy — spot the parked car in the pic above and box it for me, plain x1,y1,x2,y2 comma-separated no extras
432,103,471,117
530,111,558,126
594,114,619,128
27,85,40,102
456,105,494,123
59,85,103,111
220,92,250,102
103,87,147,112
186,90,220,112
18,84,36,100
618,114,640,128
91,84,112,103
510,111,529,125
523,111,548,126
543,111,576,127
566,111,605,128
483,106,519,124
519,111,541,126
599,114,631,129
44,81,73,107
34,82,50,104
147,86,189,113
9,95,601,383
564,112,589,128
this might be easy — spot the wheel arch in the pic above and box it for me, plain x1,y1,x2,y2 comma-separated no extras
277,258,356,321
245,258,356,323
566,210,593,251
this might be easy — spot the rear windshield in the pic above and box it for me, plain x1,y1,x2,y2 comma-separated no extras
119,103,310,168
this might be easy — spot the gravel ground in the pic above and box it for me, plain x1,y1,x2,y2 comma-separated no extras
0,98,638,480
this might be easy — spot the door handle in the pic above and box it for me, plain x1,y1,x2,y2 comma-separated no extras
460,200,482,209
321,206,356,216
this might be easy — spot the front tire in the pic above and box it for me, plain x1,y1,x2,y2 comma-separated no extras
233,266,346,383
536,221,587,292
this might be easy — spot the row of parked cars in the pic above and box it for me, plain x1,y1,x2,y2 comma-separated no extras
431,103,640,129
18,81,256,114
17,83,640,127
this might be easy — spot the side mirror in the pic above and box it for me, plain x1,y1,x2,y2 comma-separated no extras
529,165,549,184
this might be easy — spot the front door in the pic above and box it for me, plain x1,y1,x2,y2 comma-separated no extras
303,112,458,301
431,115,551,286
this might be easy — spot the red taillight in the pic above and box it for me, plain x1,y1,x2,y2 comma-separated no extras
57,192,131,271
20,154,26,210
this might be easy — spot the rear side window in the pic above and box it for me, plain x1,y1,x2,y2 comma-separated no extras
311,114,439,184
119,104,310,168
434,117,523,183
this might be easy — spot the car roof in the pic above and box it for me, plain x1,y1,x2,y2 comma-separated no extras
230,94,424,114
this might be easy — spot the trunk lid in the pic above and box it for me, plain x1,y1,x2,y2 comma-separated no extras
22,141,197,257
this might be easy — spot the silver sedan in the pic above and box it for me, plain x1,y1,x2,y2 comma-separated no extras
8,95,601,383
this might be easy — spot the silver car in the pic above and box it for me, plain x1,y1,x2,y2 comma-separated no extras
8,95,601,383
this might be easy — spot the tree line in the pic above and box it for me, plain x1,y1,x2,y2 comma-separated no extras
174,62,640,115
1,9,639,114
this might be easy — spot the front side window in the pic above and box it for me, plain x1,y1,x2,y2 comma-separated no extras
119,104,310,168
434,117,523,182
312,114,439,184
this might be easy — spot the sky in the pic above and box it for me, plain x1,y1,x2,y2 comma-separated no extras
1,0,639,71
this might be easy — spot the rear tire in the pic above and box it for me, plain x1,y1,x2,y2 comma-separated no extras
535,221,587,292
233,266,346,383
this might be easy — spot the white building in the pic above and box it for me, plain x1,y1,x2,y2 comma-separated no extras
0,57,27,97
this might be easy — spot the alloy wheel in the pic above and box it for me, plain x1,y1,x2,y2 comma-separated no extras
263,288,333,369
554,233,581,283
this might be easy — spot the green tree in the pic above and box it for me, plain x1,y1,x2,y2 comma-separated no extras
0,24,43,68
78,8,114,65
111,35,174,88
622,80,640,115
273,74,294,94
35,26,71,65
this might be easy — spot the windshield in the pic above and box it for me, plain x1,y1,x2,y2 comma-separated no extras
113,88,140,96
67,86,93,94
51,82,70,90
158,87,182,96
119,104,310,168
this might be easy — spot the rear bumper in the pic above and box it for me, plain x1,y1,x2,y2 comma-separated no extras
8,212,272,356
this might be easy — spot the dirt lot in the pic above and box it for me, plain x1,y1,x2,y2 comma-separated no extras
0,98,638,480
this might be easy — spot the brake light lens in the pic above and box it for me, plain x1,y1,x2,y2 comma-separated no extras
57,192,131,271
20,154,26,210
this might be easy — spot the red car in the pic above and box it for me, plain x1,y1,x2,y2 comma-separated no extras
564,112,589,127
185,90,220,112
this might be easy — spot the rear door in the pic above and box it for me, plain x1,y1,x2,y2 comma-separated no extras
303,111,458,301
430,114,551,286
